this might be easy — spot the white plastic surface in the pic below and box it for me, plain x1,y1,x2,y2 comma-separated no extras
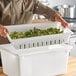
0,22,72,76
5,22,72,49
0,44,72,76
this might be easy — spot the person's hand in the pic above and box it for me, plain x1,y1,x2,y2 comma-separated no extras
55,13,70,28
0,24,9,38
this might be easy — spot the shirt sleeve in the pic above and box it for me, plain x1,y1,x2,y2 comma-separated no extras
2,2,11,25
0,1,4,24
33,0,60,21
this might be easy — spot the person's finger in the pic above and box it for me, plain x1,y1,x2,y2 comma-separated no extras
61,21,70,28
0,27,8,38
4,27,9,34
0,24,9,37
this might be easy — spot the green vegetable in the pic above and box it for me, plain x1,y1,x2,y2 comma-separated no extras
10,27,63,39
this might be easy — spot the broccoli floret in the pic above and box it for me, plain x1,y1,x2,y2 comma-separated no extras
10,27,63,39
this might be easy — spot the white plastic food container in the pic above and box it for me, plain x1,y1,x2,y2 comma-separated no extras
0,22,72,76
0,44,72,76
5,21,72,49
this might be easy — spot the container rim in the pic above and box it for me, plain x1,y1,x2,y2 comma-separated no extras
55,4,76,8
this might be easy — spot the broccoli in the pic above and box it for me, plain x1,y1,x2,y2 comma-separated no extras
10,27,63,39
